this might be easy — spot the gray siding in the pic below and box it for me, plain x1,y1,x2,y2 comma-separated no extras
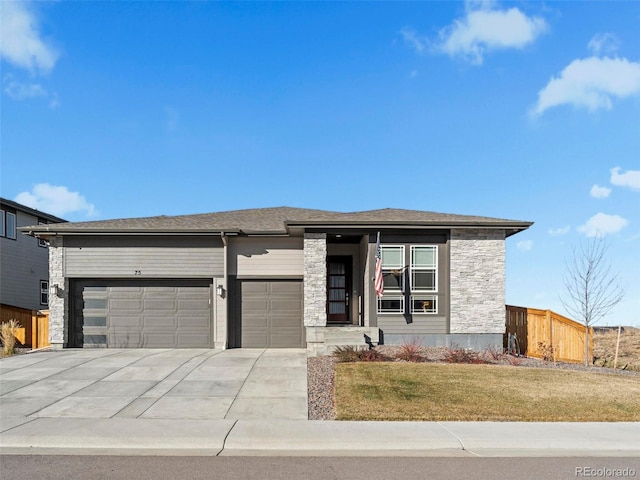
0,209,50,310
228,237,303,277
64,236,224,278
377,316,448,335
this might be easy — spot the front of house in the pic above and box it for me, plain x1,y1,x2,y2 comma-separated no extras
21,207,532,354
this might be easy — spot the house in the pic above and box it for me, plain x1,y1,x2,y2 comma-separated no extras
20,207,532,354
1,197,66,311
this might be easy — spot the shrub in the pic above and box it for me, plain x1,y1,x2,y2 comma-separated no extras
442,345,489,364
332,345,390,363
482,345,506,362
1,319,20,356
537,341,555,362
396,338,425,362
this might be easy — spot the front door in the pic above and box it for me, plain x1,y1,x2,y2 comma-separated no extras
327,256,351,324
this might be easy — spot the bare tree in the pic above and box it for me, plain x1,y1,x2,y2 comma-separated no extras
561,238,624,366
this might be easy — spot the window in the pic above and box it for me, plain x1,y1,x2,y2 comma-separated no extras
377,244,439,315
5,212,16,239
40,280,49,305
377,245,404,314
38,221,47,247
0,210,4,237
411,246,437,292
411,295,437,314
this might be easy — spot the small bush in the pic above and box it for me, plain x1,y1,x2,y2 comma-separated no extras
1,319,20,356
333,345,390,363
537,341,555,362
396,338,425,362
483,345,506,362
442,345,489,364
505,354,523,366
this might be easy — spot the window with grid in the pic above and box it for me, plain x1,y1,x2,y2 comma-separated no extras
410,246,438,314
377,245,404,314
40,280,49,305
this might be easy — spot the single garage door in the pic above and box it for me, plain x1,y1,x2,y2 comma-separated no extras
239,280,304,348
70,279,212,348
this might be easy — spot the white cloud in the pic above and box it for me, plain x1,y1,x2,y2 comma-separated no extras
0,1,59,74
14,184,97,218
517,240,533,251
590,184,611,199
435,3,547,65
531,56,640,116
587,33,620,56
3,77,47,100
610,167,640,190
400,27,427,54
548,225,570,236
577,213,628,237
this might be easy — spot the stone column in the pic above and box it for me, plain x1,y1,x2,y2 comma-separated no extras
303,233,327,327
449,228,505,334
48,236,68,349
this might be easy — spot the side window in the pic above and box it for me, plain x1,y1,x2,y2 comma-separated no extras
40,280,49,305
6,212,16,239
0,209,5,237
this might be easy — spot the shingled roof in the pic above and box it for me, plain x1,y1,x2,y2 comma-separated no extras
20,206,532,236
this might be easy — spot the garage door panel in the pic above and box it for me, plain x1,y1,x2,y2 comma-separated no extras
109,315,143,327
269,282,303,295
110,332,143,348
144,299,176,310
143,315,177,328
242,282,269,294
177,314,209,328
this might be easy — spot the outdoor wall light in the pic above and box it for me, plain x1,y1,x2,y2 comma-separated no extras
216,285,225,297
53,284,64,298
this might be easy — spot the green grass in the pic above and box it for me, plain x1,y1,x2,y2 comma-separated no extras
334,362,640,421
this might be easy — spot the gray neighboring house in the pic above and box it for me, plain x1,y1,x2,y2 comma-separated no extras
20,207,532,354
1,198,66,311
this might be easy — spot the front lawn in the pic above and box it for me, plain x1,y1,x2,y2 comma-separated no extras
334,363,640,421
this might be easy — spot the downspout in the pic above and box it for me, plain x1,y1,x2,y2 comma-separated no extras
221,232,228,349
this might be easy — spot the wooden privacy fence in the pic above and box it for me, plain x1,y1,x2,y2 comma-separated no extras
505,305,593,364
0,304,50,349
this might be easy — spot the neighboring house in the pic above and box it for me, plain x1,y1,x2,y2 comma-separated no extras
20,207,532,354
1,198,66,311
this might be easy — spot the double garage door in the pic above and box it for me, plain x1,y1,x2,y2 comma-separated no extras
71,279,304,348
71,280,213,348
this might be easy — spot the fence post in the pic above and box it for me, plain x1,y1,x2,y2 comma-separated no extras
31,311,37,348
546,310,552,351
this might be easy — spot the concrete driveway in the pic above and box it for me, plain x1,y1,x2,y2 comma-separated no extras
0,348,308,421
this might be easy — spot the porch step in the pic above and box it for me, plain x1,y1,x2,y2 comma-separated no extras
323,327,369,348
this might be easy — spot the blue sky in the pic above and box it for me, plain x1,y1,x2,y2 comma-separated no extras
2,1,639,326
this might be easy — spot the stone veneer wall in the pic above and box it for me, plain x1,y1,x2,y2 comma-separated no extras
303,233,327,327
48,236,67,349
449,229,505,334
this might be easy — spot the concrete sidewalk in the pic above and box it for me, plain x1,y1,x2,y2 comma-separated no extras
1,419,639,457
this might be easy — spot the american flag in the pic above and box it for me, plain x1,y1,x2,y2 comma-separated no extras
374,232,384,298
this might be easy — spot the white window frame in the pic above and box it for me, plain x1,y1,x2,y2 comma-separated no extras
377,245,405,314
377,295,405,314
5,212,16,240
411,245,438,314
410,295,438,314
40,280,49,305
410,245,438,293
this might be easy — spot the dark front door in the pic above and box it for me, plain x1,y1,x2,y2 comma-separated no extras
327,256,351,324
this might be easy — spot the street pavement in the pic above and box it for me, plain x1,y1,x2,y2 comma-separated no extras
1,349,639,457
